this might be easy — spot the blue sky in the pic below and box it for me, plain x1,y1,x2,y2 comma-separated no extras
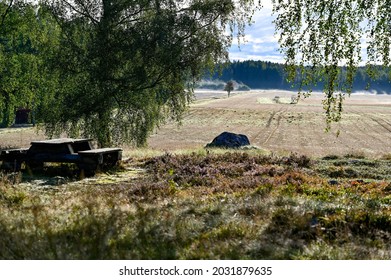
229,2,283,63
229,1,370,65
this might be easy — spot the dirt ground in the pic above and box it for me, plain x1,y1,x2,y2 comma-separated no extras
0,126,44,149
1,90,391,158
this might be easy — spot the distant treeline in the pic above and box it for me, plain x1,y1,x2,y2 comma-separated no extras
203,60,391,93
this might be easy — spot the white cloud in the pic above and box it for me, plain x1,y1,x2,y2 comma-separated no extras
229,1,283,62
260,0,273,9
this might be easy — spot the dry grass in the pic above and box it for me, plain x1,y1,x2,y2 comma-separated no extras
1,150,390,260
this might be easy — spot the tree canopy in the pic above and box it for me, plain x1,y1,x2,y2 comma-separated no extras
272,0,390,125
224,80,234,97
0,1,59,127
38,0,261,147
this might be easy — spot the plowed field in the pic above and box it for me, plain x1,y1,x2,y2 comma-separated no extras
148,90,391,157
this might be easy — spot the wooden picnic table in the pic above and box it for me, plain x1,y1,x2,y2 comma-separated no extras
0,138,122,175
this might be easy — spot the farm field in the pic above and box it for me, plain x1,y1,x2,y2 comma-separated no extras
149,90,391,157
1,90,391,260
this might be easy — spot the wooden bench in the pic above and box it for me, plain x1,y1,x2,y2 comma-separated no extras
78,148,122,174
78,148,122,164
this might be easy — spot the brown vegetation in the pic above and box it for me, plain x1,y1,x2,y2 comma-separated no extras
0,150,390,259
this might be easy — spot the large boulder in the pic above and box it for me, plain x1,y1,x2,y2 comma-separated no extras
206,132,250,149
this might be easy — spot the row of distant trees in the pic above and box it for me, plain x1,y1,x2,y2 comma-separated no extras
206,61,391,93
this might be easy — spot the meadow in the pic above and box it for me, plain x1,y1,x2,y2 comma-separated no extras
0,90,390,259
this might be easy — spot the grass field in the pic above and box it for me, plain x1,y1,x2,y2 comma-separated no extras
0,90,390,259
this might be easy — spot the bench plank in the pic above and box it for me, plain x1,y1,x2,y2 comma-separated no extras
78,148,122,155
31,138,93,145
